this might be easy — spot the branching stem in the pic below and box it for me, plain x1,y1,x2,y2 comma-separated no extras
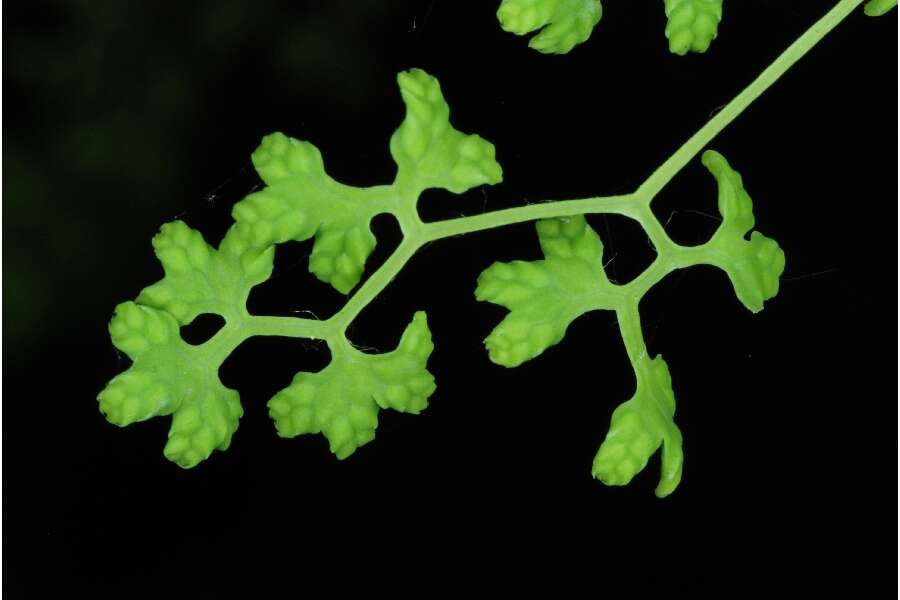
230,0,863,350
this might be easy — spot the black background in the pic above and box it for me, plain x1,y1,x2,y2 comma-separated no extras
4,0,897,595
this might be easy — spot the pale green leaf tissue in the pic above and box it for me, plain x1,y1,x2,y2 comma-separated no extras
702,150,785,313
664,0,724,55
99,301,243,468
864,0,897,16
497,0,726,55
269,312,435,459
475,215,619,367
99,0,881,496
497,0,603,54
593,355,683,498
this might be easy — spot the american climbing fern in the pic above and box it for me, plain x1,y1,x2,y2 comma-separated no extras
98,0,893,495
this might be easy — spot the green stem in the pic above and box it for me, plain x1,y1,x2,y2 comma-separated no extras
634,204,678,255
619,243,713,299
636,0,864,202
203,313,335,366
245,315,333,340
327,195,641,335
420,194,639,240
330,238,421,334
616,302,648,370
248,0,863,344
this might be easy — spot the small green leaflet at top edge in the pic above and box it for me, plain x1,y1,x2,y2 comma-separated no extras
476,215,621,367
98,301,243,469
864,0,897,16
592,354,683,498
664,0,724,56
230,132,382,294
137,220,274,324
497,0,603,54
390,69,503,195
701,149,786,314
267,311,436,459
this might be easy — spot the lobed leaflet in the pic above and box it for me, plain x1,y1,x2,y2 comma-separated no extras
98,0,891,496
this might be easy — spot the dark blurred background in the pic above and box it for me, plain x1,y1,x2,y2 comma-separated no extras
4,0,897,595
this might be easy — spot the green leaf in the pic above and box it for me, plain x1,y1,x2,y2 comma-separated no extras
390,69,503,194
231,132,384,294
664,0,724,55
137,221,274,324
592,355,683,498
702,150,786,313
498,0,602,54
268,312,436,459
232,70,502,294
97,302,243,468
864,0,897,16
476,215,621,367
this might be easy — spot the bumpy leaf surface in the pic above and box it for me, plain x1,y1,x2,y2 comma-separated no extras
476,215,620,367
231,69,502,294
98,302,243,468
99,222,269,468
664,0,724,55
702,150,785,313
268,312,436,459
592,355,683,497
101,70,498,467
498,0,603,54
138,221,274,323
230,132,386,294
390,69,503,195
